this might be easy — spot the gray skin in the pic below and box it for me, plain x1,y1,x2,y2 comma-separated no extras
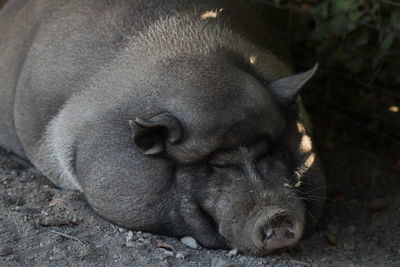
0,0,326,255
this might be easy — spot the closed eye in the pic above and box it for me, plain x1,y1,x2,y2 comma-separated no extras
209,161,243,173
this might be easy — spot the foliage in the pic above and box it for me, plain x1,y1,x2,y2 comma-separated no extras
262,0,400,79
254,0,399,161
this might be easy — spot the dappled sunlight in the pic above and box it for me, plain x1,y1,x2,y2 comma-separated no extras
284,180,303,188
199,8,223,20
292,152,316,185
249,56,256,64
389,105,398,112
297,122,313,154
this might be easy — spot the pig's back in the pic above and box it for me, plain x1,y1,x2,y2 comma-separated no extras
0,0,289,159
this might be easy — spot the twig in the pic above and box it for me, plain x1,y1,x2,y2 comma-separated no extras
50,230,86,245
308,103,400,144
380,0,400,8
319,68,400,99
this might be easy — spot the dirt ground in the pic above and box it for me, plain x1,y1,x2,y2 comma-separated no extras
0,141,399,267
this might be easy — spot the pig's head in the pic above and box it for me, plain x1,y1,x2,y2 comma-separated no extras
68,23,326,255
122,57,325,255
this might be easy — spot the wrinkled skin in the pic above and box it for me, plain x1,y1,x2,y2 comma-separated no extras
0,0,325,255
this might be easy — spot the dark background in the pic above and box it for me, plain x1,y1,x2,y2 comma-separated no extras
253,0,399,201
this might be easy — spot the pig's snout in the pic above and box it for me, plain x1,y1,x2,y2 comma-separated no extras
251,209,304,253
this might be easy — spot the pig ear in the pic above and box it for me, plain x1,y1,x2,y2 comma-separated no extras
269,64,318,105
129,113,183,155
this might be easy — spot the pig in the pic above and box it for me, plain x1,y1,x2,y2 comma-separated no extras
0,0,326,255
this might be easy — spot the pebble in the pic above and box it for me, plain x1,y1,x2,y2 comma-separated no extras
126,231,148,248
227,248,237,257
211,257,233,267
138,237,150,245
49,254,64,261
180,236,199,249
175,252,185,259
162,249,174,257
239,256,247,262
369,198,388,212
324,232,337,246
343,241,355,250
126,231,134,242
126,241,145,248
346,225,357,234
0,247,13,257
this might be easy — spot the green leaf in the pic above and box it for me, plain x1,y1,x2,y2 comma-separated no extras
334,48,353,62
273,0,282,5
353,28,369,46
312,20,332,39
380,33,395,54
314,1,329,19
345,57,363,73
391,9,400,31
332,0,358,14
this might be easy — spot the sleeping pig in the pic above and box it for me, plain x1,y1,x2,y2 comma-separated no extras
0,0,325,255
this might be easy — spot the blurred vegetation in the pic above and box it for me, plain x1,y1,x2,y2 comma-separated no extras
254,0,399,168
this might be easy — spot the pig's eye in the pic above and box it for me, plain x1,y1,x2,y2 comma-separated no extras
209,161,242,173
208,158,225,167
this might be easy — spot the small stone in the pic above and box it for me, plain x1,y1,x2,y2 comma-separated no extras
346,225,357,234
227,248,238,257
369,198,388,213
0,247,13,257
49,255,64,261
343,241,355,250
324,232,337,246
126,241,137,248
175,252,185,259
211,257,233,267
138,237,150,245
141,232,153,238
163,250,174,257
180,236,199,249
48,198,63,207
126,231,134,242
118,227,125,233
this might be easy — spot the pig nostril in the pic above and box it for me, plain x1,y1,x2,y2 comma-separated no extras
263,226,274,242
285,230,295,239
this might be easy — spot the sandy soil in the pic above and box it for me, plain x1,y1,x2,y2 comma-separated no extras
0,145,399,267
